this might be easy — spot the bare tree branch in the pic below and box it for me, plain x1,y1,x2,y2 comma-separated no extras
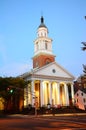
81,42,86,51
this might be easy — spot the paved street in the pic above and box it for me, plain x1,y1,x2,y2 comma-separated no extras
0,114,86,130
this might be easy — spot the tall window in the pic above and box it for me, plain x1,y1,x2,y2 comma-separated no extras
77,99,78,102
81,93,83,96
83,98,86,103
36,42,39,51
36,62,38,67
45,42,48,50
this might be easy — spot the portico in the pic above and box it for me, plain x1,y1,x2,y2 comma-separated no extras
23,63,75,108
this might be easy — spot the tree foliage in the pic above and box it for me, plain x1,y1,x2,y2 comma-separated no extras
81,42,86,51
81,41,86,75
0,77,28,91
0,77,28,112
83,64,86,75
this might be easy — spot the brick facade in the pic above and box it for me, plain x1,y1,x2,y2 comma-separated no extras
33,54,55,68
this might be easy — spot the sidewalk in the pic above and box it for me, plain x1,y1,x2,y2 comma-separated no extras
3,112,86,119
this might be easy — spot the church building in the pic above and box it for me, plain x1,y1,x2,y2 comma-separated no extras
21,16,75,108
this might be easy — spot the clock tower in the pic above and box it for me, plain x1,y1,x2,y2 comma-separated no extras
33,16,55,68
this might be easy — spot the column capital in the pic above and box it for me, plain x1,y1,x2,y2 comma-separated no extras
40,80,43,82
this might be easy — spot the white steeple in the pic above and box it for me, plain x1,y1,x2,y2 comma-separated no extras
34,16,53,56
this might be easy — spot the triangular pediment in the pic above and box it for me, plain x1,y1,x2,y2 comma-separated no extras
33,62,75,80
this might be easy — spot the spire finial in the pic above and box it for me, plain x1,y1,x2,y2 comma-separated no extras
41,16,44,24
38,14,47,28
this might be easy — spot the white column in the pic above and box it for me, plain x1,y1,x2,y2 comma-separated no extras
40,80,44,107
71,83,74,105
31,80,34,107
27,84,31,104
57,82,61,105
55,83,58,105
64,83,69,106
49,81,52,105
24,87,27,106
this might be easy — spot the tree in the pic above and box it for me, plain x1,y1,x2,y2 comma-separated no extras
81,16,86,51
0,77,28,113
81,42,86,51
81,15,86,75
85,16,86,19
81,42,86,75
83,64,86,75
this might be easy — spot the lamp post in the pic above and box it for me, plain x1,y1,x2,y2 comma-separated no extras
33,95,38,116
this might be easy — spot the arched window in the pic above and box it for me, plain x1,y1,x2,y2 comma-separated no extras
41,33,43,37
45,59,50,65
36,42,39,51
45,42,48,50
36,62,39,67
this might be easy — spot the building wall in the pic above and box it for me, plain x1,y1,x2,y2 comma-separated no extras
74,90,86,110
33,54,55,68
